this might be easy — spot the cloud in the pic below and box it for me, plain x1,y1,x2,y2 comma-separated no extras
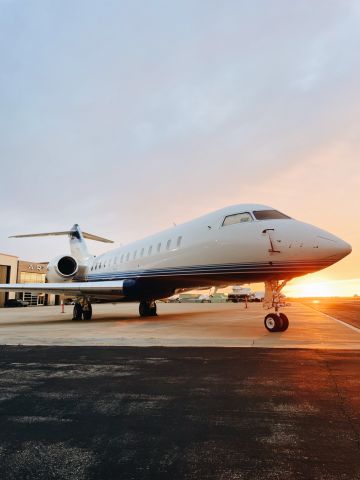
0,0,358,282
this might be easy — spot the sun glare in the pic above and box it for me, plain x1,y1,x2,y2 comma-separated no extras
284,277,360,298
291,283,334,297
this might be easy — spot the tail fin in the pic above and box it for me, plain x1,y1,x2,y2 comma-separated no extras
10,224,114,264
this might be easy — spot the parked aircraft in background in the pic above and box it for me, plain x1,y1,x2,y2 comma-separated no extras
0,204,351,332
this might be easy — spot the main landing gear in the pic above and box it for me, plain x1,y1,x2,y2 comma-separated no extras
263,280,289,333
72,298,92,321
139,300,157,317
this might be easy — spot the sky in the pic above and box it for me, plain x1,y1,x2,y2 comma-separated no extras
0,0,359,296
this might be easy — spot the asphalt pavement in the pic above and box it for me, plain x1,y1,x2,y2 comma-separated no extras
0,346,359,480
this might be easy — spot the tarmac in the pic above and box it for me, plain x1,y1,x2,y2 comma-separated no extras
0,302,359,349
301,298,360,330
0,302,359,479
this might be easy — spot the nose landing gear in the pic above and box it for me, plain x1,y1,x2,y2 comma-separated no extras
264,312,289,332
263,280,289,332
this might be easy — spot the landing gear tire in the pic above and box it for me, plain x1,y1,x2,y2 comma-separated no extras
139,300,157,317
72,302,83,321
264,313,281,332
278,313,289,332
83,303,93,321
263,280,290,332
264,313,289,332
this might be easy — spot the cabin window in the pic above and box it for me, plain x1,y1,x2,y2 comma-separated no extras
133,251,137,260
148,246,152,255
252,210,291,220
157,242,161,253
126,253,130,262
222,212,253,226
140,248,144,257
166,239,171,250
177,236,182,248
120,254,124,263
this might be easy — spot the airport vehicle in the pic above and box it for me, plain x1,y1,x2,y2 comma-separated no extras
0,204,351,332
177,293,212,303
210,293,228,303
4,299,28,307
227,293,249,303
197,294,212,303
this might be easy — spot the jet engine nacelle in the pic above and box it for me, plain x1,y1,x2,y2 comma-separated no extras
46,255,78,283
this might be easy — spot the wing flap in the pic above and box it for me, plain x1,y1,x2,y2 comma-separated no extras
0,281,125,297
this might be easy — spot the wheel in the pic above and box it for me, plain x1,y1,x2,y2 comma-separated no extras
83,304,92,321
72,302,83,321
139,301,147,317
278,313,289,332
139,300,157,317
264,313,281,332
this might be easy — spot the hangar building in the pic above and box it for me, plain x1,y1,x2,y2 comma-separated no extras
0,253,18,306
0,253,59,307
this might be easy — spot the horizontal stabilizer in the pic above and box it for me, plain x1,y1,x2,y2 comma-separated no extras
82,232,114,243
10,229,114,243
10,231,71,239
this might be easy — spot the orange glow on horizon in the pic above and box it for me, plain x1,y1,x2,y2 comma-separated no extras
283,277,360,298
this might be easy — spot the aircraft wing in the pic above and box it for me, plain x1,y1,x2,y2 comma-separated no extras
0,281,125,297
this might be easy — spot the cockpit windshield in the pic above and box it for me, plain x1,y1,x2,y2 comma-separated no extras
252,210,291,220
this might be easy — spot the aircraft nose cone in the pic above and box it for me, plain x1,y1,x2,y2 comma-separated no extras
316,234,352,259
338,240,352,257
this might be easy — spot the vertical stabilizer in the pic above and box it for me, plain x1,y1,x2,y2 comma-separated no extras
69,224,92,264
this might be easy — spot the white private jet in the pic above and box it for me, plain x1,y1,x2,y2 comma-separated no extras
0,204,351,332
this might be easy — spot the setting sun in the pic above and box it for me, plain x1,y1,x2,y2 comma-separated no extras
287,282,334,297
284,277,360,298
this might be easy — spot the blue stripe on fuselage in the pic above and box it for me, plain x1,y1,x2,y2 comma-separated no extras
73,260,333,283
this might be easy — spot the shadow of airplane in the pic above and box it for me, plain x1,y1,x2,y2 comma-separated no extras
0,309,223,328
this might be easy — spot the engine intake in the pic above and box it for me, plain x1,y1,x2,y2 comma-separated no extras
57,256,78,276
46,255,78,282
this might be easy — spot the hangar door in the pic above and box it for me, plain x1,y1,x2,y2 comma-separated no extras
0,265,10,307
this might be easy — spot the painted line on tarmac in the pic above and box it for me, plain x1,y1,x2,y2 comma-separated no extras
303,303,360,334
317,311,360,334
